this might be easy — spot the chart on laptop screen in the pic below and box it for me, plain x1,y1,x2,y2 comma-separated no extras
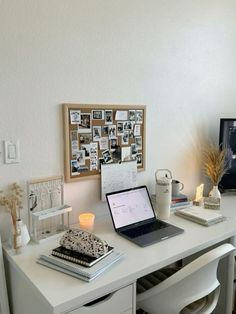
107,187,154,229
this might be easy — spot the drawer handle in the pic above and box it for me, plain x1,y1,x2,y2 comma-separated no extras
83,292,113,307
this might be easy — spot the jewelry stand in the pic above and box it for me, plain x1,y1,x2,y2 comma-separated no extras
27,176,72,243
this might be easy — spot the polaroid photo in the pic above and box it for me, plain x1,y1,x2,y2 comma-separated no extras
101,125,109,135
104,110,113,124
71,131,79,156
131,143,137,155
71,160,79,176
71,161,89,175
71,130,78,141
99,137,109,150
121,146,131,161
135,136,142,150
78,113,91,133
81,144,90,159
136,152,142,165
79,133,92,144
108,125,116,139
71,142,79,157
134,124,141,136
102,149,113,163
122,131,129,145
92,110,104,120
70,110,81,124
90,159,98,171
93,126,102,141
112,145,121,163
117,122,124,135
123,121,133,131
129,129,134,138
110,138,118,150
129,110,136,121
76,150,86,166
135,110,143,124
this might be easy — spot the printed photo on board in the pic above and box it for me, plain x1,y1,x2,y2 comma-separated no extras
78,113,91,133
70,110,81,124
108,125,116,139
104,110,113,124
93,126,102,141
135,110,143,124
102,149,113,163
79,133,92,144
92,110,104,120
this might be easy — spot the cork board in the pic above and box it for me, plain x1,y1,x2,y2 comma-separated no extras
62,104,146,182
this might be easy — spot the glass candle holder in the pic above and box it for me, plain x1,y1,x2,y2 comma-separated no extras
78,213,95,232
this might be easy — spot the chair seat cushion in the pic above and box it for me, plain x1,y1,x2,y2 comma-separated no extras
137,267,180,294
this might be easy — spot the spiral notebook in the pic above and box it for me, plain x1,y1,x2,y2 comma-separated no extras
51,245,114,267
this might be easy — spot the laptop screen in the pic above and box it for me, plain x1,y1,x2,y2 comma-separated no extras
106,186,155,229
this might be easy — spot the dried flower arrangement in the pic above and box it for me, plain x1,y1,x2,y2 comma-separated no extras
0,183,23,231
202,143,229,186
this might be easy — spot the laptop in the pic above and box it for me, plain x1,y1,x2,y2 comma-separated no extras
106,185,184,247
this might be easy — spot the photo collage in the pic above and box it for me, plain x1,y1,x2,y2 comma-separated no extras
66,105,145,179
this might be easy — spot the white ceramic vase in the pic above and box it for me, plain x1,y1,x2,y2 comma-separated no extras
209,185,221,199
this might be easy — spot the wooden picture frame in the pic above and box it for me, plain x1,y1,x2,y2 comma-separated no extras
62,104,146,182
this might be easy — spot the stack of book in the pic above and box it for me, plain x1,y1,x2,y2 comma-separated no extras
151,193,192,211
171,193,192,210
37,245,123,282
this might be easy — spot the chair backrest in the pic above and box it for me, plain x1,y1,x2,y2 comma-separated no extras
137,243,235,314
0,235,10,314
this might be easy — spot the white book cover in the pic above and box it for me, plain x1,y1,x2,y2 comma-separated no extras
175,206,225,226
38,250,123,279
176,206,223,222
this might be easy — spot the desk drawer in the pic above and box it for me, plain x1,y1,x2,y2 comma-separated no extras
69,284,133,314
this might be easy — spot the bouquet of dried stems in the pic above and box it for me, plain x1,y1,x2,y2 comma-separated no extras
0,183,23,232
202,144,230,186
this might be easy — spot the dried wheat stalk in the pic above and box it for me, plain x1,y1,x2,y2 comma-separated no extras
202,144,229,186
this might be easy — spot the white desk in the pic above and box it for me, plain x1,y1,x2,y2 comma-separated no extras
4,194,236,314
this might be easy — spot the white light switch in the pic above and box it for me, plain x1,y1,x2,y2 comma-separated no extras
4,140,20,164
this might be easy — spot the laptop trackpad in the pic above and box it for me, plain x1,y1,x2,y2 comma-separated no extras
131,226,182,247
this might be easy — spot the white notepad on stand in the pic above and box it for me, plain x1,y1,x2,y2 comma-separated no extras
101,161,137,201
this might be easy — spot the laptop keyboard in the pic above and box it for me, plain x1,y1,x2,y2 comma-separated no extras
122,220,167,239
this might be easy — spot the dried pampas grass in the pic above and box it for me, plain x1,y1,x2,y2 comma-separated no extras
202,143,230,186
0,183,23,228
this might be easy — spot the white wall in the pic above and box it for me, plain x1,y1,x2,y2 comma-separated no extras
0,0,236,238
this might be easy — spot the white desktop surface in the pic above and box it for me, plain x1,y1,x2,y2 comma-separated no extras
4,194,236,314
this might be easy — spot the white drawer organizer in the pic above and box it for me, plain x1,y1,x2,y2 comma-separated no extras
27,176,72,243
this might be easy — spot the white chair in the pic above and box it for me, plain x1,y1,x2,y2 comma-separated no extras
136,243,235,314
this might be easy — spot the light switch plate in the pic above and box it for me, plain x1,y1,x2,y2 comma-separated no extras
4,140,20,164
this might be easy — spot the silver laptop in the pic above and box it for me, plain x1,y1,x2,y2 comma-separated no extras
106,185,184,247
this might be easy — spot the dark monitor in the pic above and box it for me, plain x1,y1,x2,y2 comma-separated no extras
219,118,236,191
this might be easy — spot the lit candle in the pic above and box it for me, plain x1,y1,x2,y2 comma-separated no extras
78,213,95,232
